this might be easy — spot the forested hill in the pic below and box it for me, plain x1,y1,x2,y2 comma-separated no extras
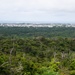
0,26,75,38
0,37,75,75
0,26,75,75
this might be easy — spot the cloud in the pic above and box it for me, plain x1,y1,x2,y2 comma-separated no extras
0,0,75,23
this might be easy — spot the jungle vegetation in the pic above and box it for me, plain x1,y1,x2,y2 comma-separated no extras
0,26,75,75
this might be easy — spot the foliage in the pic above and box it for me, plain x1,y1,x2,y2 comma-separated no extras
0,26,75,38
0,35,75,75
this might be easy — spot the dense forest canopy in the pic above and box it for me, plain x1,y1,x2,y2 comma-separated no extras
0,26,75,38
0,26,75,75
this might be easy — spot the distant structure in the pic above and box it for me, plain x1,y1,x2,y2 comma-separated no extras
0,23,75,27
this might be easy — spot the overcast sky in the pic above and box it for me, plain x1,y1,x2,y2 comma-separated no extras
0,0,75,23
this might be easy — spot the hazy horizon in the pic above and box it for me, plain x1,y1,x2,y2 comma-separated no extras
0,21,75,24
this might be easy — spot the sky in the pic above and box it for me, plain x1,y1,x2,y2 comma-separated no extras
0,0,75,23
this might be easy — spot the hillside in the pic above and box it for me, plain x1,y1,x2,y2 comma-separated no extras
0,26,75,38
0,26,75,75
0,37,75,75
